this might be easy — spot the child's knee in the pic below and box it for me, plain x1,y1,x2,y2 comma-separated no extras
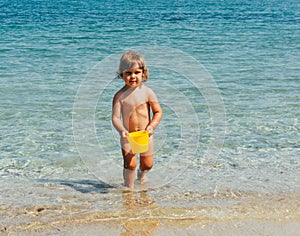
123,157,137,170
124,162,136,170
122,151,136,170
140,162,153,171
146,164,153,171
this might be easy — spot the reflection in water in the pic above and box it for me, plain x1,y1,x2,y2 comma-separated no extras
121,190,161,235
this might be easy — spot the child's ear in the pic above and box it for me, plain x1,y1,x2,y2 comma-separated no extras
142,72,145,81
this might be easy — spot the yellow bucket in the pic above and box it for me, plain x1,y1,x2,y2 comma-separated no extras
127,130,149,154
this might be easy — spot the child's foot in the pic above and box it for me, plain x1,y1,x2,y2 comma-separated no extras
121,186,134,192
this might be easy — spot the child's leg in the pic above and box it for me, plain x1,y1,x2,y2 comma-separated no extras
121,137,137,188
138,136,154,184
123,168,135,189
122,153,136,188
137,155,153,184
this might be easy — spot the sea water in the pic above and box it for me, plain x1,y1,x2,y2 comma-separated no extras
0,0,299,233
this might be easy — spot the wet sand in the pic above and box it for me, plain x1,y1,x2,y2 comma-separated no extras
1,191,299,235
4,220,296,236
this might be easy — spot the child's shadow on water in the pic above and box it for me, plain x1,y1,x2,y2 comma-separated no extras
59,179,115,194
38,179,115,194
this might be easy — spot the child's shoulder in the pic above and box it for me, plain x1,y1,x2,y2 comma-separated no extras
113,86,127,102
140,84,157,99
140,84,153,92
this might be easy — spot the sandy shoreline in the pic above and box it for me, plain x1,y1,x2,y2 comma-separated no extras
1,191,299,235
2,218,299,236
46,221,300,236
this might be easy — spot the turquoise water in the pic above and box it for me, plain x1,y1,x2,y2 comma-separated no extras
0,0,299,227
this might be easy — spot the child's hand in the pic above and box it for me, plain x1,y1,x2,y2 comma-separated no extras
121,130,129,138
146,125,154,136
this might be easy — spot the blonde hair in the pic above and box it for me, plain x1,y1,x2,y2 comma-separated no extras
117,50,149,81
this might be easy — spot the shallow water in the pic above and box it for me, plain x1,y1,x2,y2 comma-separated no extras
0,0,299,233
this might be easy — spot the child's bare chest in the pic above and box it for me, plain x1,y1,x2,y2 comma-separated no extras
120,89,148,111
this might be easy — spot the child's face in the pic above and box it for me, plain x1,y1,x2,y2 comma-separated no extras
121,67,144,88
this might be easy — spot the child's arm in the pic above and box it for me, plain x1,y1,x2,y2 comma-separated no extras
112,94,128,138
146,100,162,135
